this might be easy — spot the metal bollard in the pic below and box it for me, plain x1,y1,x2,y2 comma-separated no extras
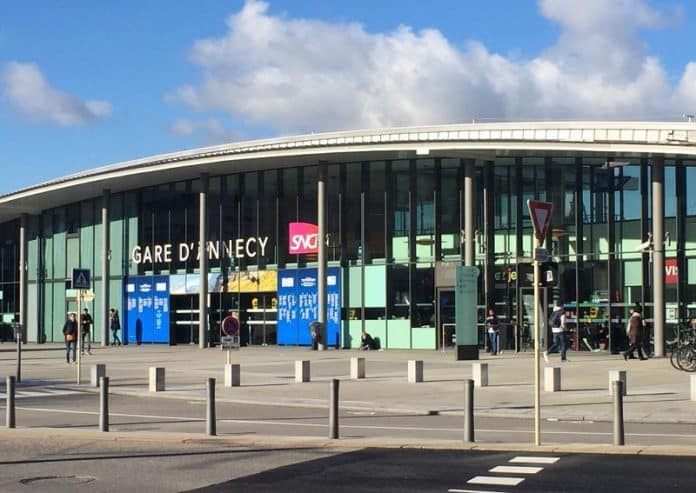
207,378,216,436
612,380,625,446
16,336,22,383
464,379,474,443
6,376,15,429
329,379,339,439
99,376,109,432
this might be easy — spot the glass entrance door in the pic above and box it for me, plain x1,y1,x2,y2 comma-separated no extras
436,288,456,349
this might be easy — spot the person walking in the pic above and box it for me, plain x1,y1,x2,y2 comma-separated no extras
486,308,500,355
623,305,648,360
80,308,93,355
109,308,122,346
62,312,77,364
544,302,568,362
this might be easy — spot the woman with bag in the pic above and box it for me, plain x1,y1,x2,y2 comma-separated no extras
63,312,77,364
109,308,122,346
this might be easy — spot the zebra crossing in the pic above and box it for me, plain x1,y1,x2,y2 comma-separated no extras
449,455,560,492
1,387,82,399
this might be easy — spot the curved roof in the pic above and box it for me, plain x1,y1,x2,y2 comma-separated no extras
2,121,696,223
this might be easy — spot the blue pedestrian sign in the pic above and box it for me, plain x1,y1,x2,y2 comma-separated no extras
72,269,91,290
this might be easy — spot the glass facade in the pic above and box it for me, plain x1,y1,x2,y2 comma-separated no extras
3,152,696,350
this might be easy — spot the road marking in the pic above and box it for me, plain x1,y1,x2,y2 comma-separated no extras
449,489,507,493
467,476,524,486
490,465,543,474
509,456,560,464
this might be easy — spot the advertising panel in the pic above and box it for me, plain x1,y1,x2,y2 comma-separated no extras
124,275,170,344
277,267,341,345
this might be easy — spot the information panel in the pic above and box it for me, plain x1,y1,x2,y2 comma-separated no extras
455,266,479,360
124,275,170,344
277,267,341,346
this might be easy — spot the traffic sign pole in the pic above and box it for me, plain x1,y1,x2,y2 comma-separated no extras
533,241,541,446
77,290,82,385
527,200,553,447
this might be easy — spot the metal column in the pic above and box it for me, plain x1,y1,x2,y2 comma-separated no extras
318,163,327,345
19,214,27,342
199,173,209,349
464,161,475,267
652,158,665,357
101,189,110,346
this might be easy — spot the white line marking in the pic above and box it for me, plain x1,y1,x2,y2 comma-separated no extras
510,456,560,464
468,476,525,486
449,489,507,493
490,465,543,474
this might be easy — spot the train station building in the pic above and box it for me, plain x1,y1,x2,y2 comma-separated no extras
1,121,695,356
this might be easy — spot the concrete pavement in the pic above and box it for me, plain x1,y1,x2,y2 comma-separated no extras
2,343,694,425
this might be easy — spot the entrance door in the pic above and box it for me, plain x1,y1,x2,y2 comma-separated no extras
436,288,456,349
170,294,198,344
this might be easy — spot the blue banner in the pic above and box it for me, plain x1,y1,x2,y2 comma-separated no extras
124,275,170,344
277,267,341,346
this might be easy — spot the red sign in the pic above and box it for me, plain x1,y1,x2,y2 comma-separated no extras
289,222,319,254
222,314,240,336
527,200,553,244
665,258,678,285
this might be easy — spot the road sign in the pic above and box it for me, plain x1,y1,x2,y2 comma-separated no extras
221,335,240,350
221,314,240,337
527,200,553,244
534,247,549,262
72,269,91,290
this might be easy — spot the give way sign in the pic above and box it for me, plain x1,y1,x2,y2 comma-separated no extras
527,200,553,245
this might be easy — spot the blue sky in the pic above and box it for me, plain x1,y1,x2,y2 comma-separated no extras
1,0,695,195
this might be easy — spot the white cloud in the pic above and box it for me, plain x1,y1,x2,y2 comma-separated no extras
169,0,696,134
1,61,112,125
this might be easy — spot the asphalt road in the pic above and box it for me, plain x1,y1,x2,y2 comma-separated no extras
184,448,696,493
4,389,696,447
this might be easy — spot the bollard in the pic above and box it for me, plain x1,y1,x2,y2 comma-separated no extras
99,376,109,432
149,367,165,392
295,360,310,383
91,364,106,387
16,336,21,383
224,363,240,387
464,379,474,443
207,378,216,436
350,357,365,379
612,380,625,446
472,362,488,387
329,379,339,439
609,370,627,396
408,360,423,383
691,375,696,401
544,367,561,392
6,376,15,429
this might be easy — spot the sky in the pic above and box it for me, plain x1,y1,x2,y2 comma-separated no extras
1,0,696,195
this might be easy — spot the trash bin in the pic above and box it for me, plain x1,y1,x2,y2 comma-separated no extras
309,321,322,350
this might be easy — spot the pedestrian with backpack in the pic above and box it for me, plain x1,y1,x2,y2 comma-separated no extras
544,302,568,362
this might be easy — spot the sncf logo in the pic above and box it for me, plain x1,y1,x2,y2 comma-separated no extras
289,222,319,254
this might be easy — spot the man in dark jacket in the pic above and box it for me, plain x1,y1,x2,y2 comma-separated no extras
623,305,647,360
80,308,93,355
63,313,77,364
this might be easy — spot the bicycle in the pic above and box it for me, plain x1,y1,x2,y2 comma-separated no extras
669,325,696,372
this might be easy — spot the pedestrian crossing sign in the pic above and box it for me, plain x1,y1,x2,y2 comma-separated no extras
72,269,91,290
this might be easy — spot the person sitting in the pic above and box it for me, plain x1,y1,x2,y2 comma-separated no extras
360,329,378,350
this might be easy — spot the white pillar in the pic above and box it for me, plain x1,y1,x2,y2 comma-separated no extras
149,367,165,392
609,370,627,396
472,362,488,387
350,357,365,379
408,360,423,383
91,363,106,387
224,363,240,387
544,366,561,392
295,360,310,382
